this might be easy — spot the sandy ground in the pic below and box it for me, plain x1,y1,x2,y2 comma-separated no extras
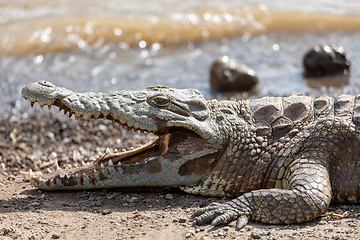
1,112,360,240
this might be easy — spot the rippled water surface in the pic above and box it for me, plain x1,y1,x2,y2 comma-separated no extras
1,0,360,115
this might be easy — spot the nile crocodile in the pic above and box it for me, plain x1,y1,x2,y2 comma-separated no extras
21,81,360,230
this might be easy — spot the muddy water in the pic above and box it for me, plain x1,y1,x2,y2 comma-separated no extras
1,0,360,116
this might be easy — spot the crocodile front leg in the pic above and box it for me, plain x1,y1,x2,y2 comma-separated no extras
192,154,332,229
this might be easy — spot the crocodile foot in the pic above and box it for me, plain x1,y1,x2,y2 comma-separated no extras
192,201,250,230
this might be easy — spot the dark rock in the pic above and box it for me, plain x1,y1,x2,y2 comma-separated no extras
250,232,261,239
210,56,258,92
303,45,351,77
51,234,61,239
178,217,187,223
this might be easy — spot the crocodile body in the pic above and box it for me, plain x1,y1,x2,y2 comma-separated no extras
21,81,360,229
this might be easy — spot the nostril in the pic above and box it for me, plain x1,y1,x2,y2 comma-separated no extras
38,81,55,88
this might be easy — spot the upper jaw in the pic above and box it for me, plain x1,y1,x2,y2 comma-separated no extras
22,81,159,132
22,81,218,140
22,82,220,146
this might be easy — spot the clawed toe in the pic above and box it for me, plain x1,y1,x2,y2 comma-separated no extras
192,202,249,230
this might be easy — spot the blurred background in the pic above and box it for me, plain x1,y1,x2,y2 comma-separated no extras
1,0,360,117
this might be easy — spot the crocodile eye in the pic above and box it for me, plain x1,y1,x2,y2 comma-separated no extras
152,95,170,107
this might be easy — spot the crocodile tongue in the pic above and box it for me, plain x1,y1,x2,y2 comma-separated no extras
94,135,169,166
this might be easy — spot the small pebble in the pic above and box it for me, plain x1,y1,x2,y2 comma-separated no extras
165,193,174,200
8,175,16,180
335,209,343,215
144,198,157,204
29,202,40,207
51,234,60,239
185,232,193,238
128,196,139,203
250,232,261,239
101,209,112,215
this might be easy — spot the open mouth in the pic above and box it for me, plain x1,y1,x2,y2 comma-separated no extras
30,134,171,182
25,98,171,182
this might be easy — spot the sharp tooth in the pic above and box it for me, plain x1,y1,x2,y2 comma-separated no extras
83,120,88,126
68,164,72,169
101,163,105,169
130,147,134,150
122,149,126,152
109,160,114,166
75,173,79,177
29,169,35,179
81,161,86,166
90,157,96,161
59,107,63,112
48,105,52,110
93,169,97,173
39,171,43,175
83,173,86,176
106,147,111,154
118,162,122,166
74,164,78,167
114,149,119,153
98,151,103,157
47,168,52,173
63,165,66,169
55,160,60,169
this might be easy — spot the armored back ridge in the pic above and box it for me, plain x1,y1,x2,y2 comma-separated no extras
21,81,360,229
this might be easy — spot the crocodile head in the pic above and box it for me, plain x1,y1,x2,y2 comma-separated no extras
22,81,228,190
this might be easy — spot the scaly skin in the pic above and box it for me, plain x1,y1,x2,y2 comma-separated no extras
21,81,360,229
